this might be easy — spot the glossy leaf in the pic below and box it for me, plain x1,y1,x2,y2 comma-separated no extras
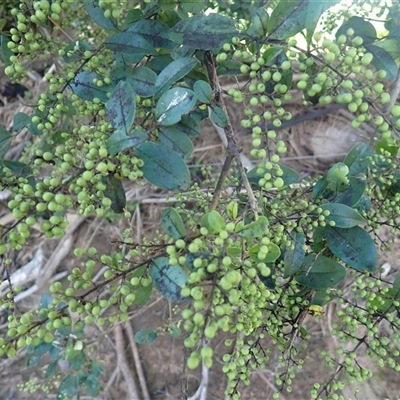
263,243,281,263
68,71,113,102
334,177,366,206
159,127,194,160
13,112,31,131
105,32,157,57
128,19,175,49
111,66,157,98
169,14,237,50
155,87,197,126
210,106,229,128
134,329,158,344
364,43,398,81
194,80,212,104
320,203,364,228
336,16,377,44
180,0,205,13
247,7,269,37
0,127,11,158
344,142,372,176
354,194,372,213
284,231,306,278
325,226,377,272
161,207,185,239
295,254,346,290
106,81,136,133
0,34,13,66
201,210,226,234
176,116,201,137
83,0,116,29
217,59,242,75
236,216,269,238
102,175,126,213
136,143,191,190
150,257,189,302
106,129,147,155
153,57,198,98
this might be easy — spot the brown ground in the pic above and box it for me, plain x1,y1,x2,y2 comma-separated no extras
0,68,400,400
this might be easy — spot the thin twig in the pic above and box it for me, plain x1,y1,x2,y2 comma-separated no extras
114,324,140,400
125,321,151,400
188,358,209,400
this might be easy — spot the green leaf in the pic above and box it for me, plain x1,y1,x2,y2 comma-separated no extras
105,32,157,57
161,207,185,239
0,127,11,158
392,270,400,300
150,257,189,302
136,143,191,190
68,71,114,102
201,210,226,234
0,19,6,32
247,7,269,37
262,46,283,64
45,361,58,379
364,43,398,81
13,112,31,131
83,0,116,30
248,164,299,187
344,142,372,176
235,216,269,239
210,106,229,128
153,57,198,98
334,177,366,206
128,19,175,49
374,39,400,61
268,0,308,40
169,14,237,50
320,203,364,228
284,231,306,278
336,16,377,44
106,129,147,155
180,0,205,13
111,66,157,98
146,54,174,73
62,41,93,63
106,81,136,133
155,87,197,126
170,323,182,338
194,80,212,104
58,375,78,397
217,59,243,75
134,329,158,344
0,34,14,66
159,127,194,160
263,243,281,263
295,254,346,290
134,284,153,306
353,194,372,214
325,226,377,272
102,175,126,213
176,116,201,137
1,160,34,187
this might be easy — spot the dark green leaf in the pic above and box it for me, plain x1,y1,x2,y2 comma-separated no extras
45,361,58,379
105,32,157,57
262,46,283,64
134,284,153,306
0,34,13,65
146,54,174,73
392,270,400,299
161,207,185,239
217,59,243,75
111,66,157,98
150,257,189,302
154,57,198,98
102,175,126,213
107,129,147,155
180,0,205,13
136,143,191,190
321,203,364,228
134,329,158,344
68,71,114,102
336,16,377,44
325,225,377,272
155,87,197,126
284,231,306,278
247,7,269,37
194,80,212,104
58,375,78,397
373,39,400,61
71,350,87,371
84,374,100,397
295,254,346,290
0,127,11,158
176,116,201,137
159,127,194,160
364,43,398,81
106,81,136,133
210,106,229,128
169,14,237,50
128,19,175,49
353,194,372,213
120,9,143,30
344,142,372,176
83,0,116,29
62,42,93,63
13,112,31,131
334,177,366,206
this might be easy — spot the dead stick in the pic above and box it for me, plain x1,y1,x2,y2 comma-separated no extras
114,324,140,400
125,321,151,400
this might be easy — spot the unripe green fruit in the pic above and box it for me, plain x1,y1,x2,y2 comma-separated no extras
201,346,213,359
187,353,201,369
240,64,249,74
391,105,400,117
272,71,281,82
361,53,373,66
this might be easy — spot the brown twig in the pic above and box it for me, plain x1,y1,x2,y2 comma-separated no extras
124,321,151,400
114,324,140,400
